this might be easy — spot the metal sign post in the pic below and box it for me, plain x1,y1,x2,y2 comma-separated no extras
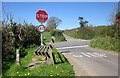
37,24,46,45
40,23,44,45
36,10,48,46
41,32,43,45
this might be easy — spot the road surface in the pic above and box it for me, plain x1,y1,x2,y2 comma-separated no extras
54,34,118,76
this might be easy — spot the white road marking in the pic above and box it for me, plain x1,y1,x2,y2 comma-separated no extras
71,52,107,58
86,52,97,57
79,55,83,57
56,45,89,50
81,52,91,57
73,55,79,57
73,54,83,58
101,54,107,57
93,53,107,57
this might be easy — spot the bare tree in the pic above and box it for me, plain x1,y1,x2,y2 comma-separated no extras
46,17,62,31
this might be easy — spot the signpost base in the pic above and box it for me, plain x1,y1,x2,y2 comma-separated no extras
41,33,44,46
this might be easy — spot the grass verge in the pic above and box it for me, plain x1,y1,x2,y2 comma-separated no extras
90,36,120,52
43,32,52,42
3,46,74,76
50,30,66,42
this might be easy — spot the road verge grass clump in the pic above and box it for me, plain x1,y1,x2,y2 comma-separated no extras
90,36,120,52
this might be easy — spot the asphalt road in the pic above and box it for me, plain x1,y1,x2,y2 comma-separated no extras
54,39,118,76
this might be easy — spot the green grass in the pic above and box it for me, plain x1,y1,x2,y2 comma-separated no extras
43,32,52,42
64,29,78,39
3,46,74,76
43,31,65,42
64,27,95,40
20,46,37,67
4,62,74,76
50,30,66,42
55,34,66,42
90,36,120,52
52,48,67,63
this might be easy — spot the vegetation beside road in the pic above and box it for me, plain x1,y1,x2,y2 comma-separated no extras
50,30,66,42
90,36,120,52
2,15,68,76
3,46,74,76
2,15,72,76
64,26,95,40
64,24,120,52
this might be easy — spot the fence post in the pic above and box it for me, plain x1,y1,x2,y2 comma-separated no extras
16,49,20,65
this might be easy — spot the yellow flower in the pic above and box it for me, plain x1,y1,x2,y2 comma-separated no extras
56,66,57,68
25,74,27,76
28,72,30,75
17,72,19,74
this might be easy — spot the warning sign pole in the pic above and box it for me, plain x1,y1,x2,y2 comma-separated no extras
36,10,48,46
41,23,43,45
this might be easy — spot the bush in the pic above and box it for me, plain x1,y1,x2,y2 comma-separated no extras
2,24,41,72
19,47,27,58
94,25,119,38
50,30,55,36
64,27,95,39
50,30,65,42
77,27,95,39
64,25,119,40
90,36,120,52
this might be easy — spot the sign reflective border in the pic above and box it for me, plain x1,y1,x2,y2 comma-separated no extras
36,10,48,23
37,25,46,32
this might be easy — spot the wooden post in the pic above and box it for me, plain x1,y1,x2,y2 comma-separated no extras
16,49,20,65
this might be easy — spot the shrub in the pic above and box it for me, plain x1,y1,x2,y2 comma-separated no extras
19,47,27,58
77,27,95,39
50,30,65,42
2,24,41,72
90,36,120,52
64,27,95,39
